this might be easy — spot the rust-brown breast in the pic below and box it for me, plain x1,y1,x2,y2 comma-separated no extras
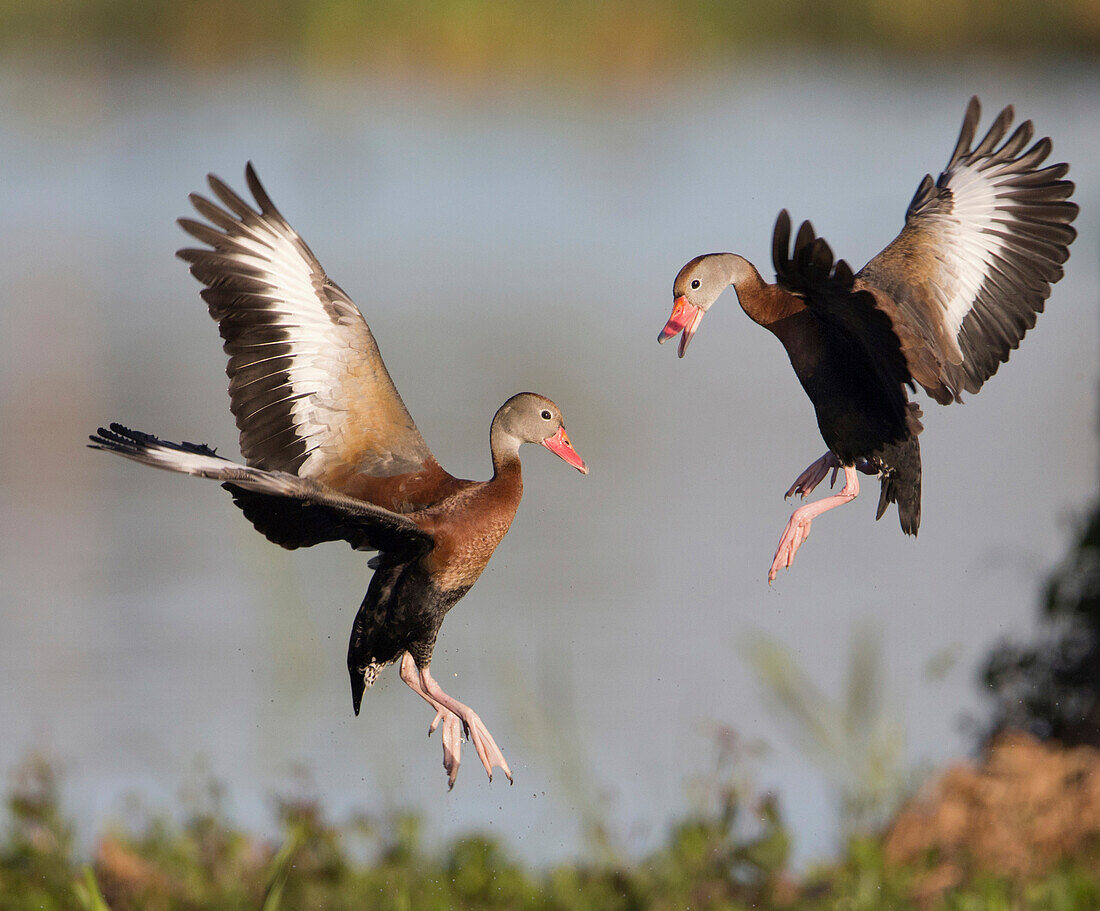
415,464,525,592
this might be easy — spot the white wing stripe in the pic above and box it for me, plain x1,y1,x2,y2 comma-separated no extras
931,141,1070,340
937,169,1003,340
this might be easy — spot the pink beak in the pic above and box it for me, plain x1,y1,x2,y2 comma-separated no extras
542,426,588,474
658,295,705,357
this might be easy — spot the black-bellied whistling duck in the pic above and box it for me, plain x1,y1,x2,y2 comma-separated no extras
90,165,587,788
658,97,1077,583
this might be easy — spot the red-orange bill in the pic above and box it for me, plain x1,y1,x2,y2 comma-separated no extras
542,426,588,474
658,295,703,357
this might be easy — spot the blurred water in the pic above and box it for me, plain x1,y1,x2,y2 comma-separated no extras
1,57,1098,865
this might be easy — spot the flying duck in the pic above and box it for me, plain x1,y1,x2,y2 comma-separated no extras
91,165,587,787
658,97,1076,582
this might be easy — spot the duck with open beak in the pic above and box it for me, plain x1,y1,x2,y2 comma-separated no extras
655,98,1078,584
657,252,734,357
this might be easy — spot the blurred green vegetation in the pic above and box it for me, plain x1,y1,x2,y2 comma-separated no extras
744,624,914,839
3,743,1099,911
0,0,1096,77
5,500,1100,908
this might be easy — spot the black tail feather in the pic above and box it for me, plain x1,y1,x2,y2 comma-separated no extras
874,435,922,536
88,422,221,459
347,562,405,715
876,473,920,535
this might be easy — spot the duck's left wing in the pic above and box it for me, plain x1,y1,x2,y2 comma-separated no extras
178,164,449,490
857,97,1077,403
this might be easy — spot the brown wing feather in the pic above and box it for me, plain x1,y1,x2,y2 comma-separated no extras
857,97,1077,402
178,164,453,496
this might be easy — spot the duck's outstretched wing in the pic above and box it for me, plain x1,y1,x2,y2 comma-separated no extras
857,97,1077,403
89,424,434,555
177,164,451,491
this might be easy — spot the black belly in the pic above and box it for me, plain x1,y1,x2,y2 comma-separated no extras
346,558,471,713
797,344,913,466
796,350,923,536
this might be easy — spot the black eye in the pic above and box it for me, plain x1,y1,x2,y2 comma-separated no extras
690,279,700,290
540,410,552,420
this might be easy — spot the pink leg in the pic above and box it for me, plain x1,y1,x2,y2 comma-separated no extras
420,666,513,785
399,652,467,789
769,466,860,583
784,451,841,500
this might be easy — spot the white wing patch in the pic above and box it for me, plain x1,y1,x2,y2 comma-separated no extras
934,161,1006,344
216,229,349,478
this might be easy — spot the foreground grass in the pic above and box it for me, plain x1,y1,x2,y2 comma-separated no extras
2,751,1099,911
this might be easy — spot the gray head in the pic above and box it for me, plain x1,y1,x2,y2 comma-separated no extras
491,392,587,473
658,253,750,357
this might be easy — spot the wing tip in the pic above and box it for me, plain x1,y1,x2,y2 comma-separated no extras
949,96,982,164
244,161,273,213
771,209,792,273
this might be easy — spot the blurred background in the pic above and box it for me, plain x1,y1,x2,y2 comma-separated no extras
0,0,1098,900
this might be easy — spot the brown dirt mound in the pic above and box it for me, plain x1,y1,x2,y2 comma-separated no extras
885,730,1100,889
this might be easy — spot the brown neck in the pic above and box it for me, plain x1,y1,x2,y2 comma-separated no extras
733,270,806,329
491,448,523,484
488,420,525,482
485,449,524,524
